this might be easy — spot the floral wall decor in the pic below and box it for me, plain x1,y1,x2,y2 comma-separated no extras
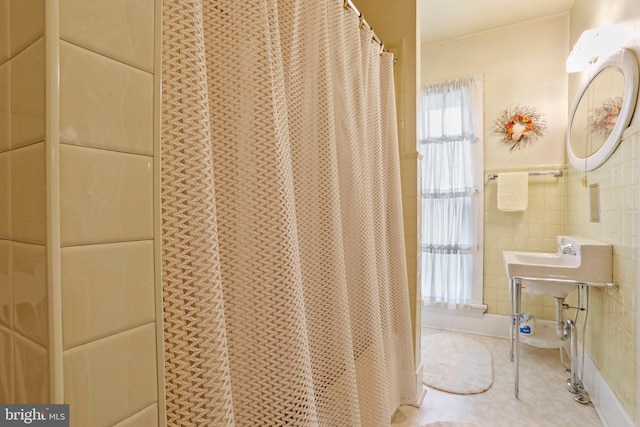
588,96,622,138
493,105,547,151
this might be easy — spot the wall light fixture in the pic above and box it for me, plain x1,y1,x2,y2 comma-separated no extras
566,24,634,73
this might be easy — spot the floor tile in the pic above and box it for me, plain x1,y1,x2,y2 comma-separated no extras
392,328,602,427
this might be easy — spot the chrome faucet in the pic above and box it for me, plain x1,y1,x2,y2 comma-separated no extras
560,243,577,255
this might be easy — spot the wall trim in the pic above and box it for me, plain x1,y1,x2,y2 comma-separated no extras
407,362,427,409
580,342,634,427
45,0,63,404
422,309,509,338
423,311,633,426
153,0,167,425
422,303,487,319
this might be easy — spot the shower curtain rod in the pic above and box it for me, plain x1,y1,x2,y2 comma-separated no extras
344,0,395,60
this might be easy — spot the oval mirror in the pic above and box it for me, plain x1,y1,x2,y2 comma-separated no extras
567,48,639,171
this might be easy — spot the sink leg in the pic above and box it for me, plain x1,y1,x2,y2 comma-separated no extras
509,278,515,362
514,279,521,399
565,319,582,394
509,277,521,398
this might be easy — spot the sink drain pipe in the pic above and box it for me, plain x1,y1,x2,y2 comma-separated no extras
554,293,590,404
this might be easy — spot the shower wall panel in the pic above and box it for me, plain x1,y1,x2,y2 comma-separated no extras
0,0,163,425
57,0,161,425
0,0,49,405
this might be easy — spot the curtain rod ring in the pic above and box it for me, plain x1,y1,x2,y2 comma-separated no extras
344,0,349,10
359,15,365,29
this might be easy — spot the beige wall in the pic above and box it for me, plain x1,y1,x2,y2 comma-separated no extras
1,0,164,425
422,14,569,170
568,0,640,419
421,14,570,319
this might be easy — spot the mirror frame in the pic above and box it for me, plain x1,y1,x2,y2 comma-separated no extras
567,48,639,172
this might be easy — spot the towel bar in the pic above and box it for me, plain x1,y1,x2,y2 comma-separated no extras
487,170,563,181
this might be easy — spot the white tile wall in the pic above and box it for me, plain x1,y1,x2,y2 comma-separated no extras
63,324,158,426
10,142,45,244
11,242,47,347
10,38,44,149
61,241,155,348
0,325,13,403
0,152,9,238
59,145,153,246
0,240,10,328
59,0,155,73
483,168,567,319
0,61,9,152
567,130,638,417
0,0,9,64
56,1,161,424
13,333,48,403
8,0,43,58
113,404,159,427
1,5,47,404
59,41,154,155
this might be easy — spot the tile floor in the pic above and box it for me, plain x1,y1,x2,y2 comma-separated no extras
391,328,603,427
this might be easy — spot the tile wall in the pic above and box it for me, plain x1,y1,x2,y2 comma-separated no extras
57,0,160,425
0,0,49,404
566,128,638,418
1,0,162,425
483,166,568,320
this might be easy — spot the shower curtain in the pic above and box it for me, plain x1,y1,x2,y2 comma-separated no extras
161,1,416,425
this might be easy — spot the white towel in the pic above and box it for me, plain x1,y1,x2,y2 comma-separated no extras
497,172,528,212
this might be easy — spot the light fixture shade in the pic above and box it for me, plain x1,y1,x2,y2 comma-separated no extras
566,24,634,73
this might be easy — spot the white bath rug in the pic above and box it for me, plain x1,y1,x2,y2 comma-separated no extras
422,333,493,394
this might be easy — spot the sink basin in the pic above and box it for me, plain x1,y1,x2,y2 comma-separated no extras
503,236,612,298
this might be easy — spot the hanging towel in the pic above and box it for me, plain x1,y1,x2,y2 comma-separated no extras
497,172,528,211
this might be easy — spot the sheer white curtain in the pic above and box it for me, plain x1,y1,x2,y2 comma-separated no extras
419,75,483,307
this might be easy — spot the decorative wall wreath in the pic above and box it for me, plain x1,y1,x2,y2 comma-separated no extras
493,105,547,151
588,96,622,138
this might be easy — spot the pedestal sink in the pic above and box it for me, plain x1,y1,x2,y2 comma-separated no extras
503,235,614,399
503,235,612,298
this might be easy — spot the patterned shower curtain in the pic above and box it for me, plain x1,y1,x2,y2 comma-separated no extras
161,1,416,425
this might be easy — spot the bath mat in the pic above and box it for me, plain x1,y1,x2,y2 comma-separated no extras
422,333,493,394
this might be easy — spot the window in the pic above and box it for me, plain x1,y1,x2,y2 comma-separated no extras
419,75,484,308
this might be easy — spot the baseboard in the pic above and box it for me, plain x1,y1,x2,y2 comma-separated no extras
422,310,634,426
581,344,634,427
406,361,426,408
422,310,511,339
